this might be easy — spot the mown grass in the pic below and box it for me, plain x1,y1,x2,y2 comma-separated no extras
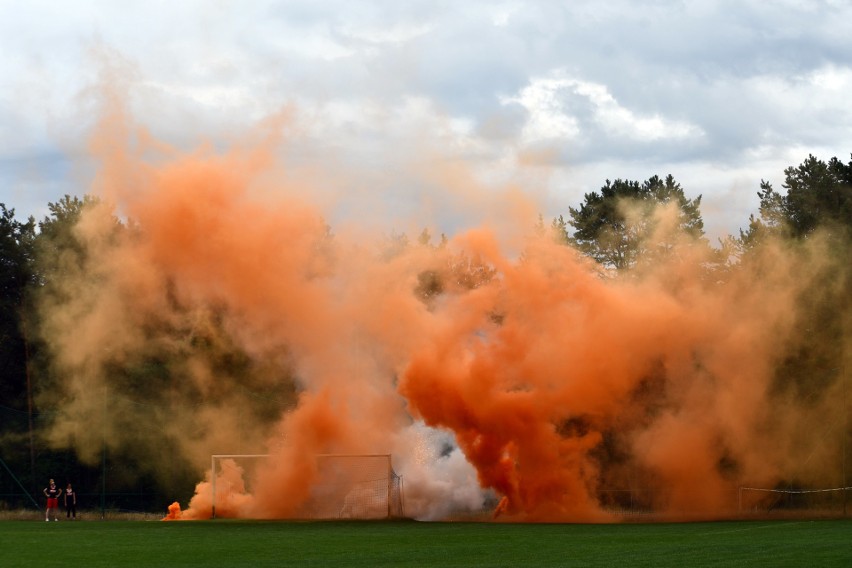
0,518,850,567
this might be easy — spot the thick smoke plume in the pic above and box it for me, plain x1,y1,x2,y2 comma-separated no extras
36,87,850,522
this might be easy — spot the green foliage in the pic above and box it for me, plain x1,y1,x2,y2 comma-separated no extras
740,154,852,244
380,230,410,260
414,254,497,305
736,154,851,406
0,205,36,411
1,194,300,509
567,174,704,270
379,227,496,306
26,195,115,411
550,214,572,246
417,228,432,246
33,195,108,284
782,154,852,237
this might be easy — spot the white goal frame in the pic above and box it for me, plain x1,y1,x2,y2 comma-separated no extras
210,453,404,519
738,485,852,512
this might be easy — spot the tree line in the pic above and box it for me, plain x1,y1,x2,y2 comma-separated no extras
0,153,849,512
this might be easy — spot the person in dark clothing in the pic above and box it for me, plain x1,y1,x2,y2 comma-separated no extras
64,483,77,520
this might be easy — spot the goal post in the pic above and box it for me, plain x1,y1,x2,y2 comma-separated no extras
210,453,404,519
211,454,269,519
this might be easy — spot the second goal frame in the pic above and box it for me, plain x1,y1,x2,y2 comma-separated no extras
210,453,403,519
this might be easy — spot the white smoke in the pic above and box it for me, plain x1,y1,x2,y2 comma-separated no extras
394,421,493,520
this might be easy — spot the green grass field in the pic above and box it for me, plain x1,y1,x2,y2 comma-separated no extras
0,518,850,567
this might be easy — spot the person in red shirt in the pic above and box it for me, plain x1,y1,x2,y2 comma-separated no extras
43,479,60,522
64,483,77,520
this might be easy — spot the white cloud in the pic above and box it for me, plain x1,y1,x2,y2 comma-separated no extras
571,80,703,141
505,72,704,146
809,65,852,91
267,30,356,61
338,22,432,44
490,2,520,27
140,81,259,114
503,76,581,142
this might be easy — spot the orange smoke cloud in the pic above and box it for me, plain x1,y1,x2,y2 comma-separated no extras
163,502,181,520
40,78,849,523
399,233,813,520
492,496,509,519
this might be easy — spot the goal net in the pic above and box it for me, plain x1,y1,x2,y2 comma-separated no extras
738,485,852,514
305,454,405,519
210,453,404,519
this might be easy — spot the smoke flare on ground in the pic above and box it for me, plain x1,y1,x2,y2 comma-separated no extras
36,89,850,522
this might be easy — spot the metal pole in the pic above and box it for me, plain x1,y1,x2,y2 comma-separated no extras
211,455,216,519
208,455,270,519
22,317,36,494
387,455,392,518
101,384,106,519
844,365,848,516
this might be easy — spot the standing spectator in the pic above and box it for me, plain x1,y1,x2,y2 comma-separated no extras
43,479,60,521
64,483,77,520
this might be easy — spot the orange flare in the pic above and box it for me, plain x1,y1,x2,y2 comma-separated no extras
162,501,182,521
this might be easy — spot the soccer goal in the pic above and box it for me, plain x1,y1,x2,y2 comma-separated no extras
210,453,404,519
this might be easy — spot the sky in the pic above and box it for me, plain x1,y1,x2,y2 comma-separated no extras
1,0,851,240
